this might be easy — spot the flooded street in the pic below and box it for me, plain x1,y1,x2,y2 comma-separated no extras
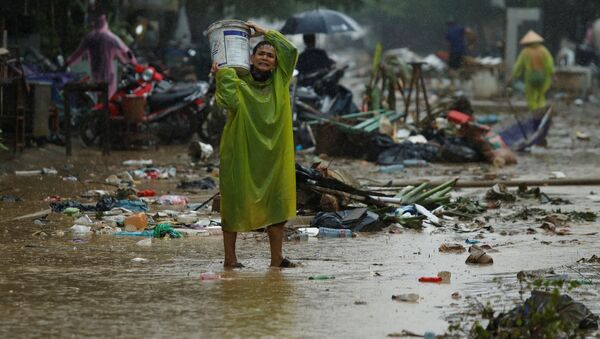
2,218,600,337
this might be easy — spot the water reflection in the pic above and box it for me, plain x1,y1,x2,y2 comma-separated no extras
203,269,295,338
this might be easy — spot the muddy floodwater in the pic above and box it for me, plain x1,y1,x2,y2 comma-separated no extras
2,218,600,338
1,103,600,337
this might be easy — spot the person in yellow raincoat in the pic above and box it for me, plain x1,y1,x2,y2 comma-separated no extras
511,30,555,110
211,22,298,268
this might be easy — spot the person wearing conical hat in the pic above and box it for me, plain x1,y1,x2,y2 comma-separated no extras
511,30,554,110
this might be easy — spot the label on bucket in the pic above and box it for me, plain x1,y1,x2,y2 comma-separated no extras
209,27,250,71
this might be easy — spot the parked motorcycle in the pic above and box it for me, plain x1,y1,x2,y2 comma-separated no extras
79,63,210,147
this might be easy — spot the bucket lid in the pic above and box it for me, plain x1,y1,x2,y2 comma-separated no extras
520,30,544,45
206,19,249,34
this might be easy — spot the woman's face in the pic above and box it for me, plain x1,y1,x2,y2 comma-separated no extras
251,44,276,72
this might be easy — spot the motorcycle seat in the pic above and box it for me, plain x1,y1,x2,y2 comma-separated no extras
147,86,197,109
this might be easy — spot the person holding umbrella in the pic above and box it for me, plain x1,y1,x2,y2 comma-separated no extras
510,30,555,110
211,22,298,268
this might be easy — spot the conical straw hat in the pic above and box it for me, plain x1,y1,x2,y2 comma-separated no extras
520,30,544,45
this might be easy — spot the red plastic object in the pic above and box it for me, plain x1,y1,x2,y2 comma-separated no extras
447,110,472,125
418,276,443,283
44,195,61,203
137,189,156,197
146,171,159,179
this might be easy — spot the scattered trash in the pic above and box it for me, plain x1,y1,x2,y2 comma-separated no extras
298,227,320,237
177,177,217,190
311,208,382,232
488,290,599,335
575,130,590,140
70,225,91,234
376,164,405,173
136,238,152,247
106,200,145,212
114,230,153,237
62,207,81,216
188,141,214,162
122,159,154,166
318,227,353,238
74,215,95,226
465,239,480,245
177,214,199,224
465,245,494,265
131,257,148,263
124,213,148,231
309,275,335,280
451,292,461,299
136,189,156,197
485,183,516,202
391,293,419,302
551,171,566,179
437,271,451,283
439,243,466,253
15,168,58,176
157,195,189,206
418,276,443,283
577,254,600,263
152,223,182,238
0,195,22,202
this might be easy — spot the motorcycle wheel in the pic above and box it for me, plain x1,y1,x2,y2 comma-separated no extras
79,111,103,147
154,107,196,144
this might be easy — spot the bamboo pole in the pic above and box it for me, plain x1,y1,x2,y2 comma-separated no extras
364,177,600,189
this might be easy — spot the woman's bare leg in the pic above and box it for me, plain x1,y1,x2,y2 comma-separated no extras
267,222,285,267
223,230,238,267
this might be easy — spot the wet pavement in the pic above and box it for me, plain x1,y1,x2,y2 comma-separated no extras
1,102,600,337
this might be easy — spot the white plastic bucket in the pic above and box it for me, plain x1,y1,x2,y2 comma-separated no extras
207,20,250,74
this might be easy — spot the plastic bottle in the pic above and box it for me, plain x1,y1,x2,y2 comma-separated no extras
309,274,335,280
377,164,405,173
200,272,221,281
403,159,429,167
391,293,419,302
124,213,148,231
318,227,352,238
158,195,188,205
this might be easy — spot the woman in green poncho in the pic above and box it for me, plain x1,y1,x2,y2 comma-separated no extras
211,22,298,268
511,30,555,110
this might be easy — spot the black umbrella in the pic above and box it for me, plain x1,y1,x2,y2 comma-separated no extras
280,9,362,35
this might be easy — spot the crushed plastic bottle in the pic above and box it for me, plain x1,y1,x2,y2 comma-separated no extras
318,227,352,238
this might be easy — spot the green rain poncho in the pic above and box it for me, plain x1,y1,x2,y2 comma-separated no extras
215,30,298,232
512,44,555,110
